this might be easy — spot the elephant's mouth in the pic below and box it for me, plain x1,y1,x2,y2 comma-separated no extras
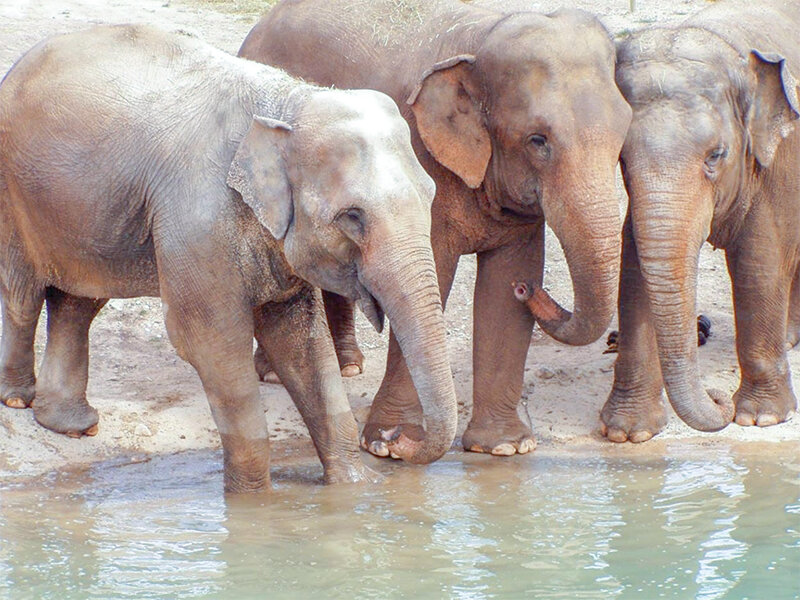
356,284,385,333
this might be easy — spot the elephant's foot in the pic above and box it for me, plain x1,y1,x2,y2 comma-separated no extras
334,343,365,378
600,388,666,443
787,328,800,350
733,381,796,427
0,378,35,409
254,345,281,384
221,435,271,493
360,421,425,459
323,459,383,484
32,393,99,437
462,417,536,456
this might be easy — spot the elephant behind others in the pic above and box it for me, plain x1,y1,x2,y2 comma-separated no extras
0,25,457,492
240,0,632,459
603,0,800,443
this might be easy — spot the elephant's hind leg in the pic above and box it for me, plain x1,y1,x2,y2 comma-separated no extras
33,289,106,437
254,291,364,384
0,275,44,410
323,290,364,377
787,262,800,349
727,229,796,428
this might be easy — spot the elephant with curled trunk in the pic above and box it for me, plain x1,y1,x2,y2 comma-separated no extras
240,0,631,458
0,25,457,492
602,0,800,443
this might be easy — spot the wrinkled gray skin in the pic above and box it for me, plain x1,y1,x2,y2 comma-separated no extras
0,25,457,491
603,0,800,443
240,0,631,458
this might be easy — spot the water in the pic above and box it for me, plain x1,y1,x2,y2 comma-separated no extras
0,443,798,599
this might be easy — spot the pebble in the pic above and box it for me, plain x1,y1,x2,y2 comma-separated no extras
134,423,152,437
536,366,556,379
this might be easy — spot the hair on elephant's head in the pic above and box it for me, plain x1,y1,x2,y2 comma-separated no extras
227,88,457,465
614,25,800,432
228,88,435,331
407,8,632,346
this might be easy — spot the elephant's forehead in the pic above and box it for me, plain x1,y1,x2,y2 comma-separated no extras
297,91,406,156
480,14,614,76
617,39,731,112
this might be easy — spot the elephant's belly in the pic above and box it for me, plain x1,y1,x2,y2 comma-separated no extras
34,239,160,300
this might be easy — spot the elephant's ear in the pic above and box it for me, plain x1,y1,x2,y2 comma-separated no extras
748,50,800,168
407,55,491,189
227,115,293,240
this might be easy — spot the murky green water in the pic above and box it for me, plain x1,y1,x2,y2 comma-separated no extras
0,443,798,599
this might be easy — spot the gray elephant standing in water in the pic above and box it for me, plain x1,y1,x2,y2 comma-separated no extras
240,0,632,458
602,0,800,443
0,25,457,492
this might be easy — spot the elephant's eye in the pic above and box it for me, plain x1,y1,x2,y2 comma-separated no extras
335,207,366,240
527,134,547,147
526,134,550,160
704,146,727,170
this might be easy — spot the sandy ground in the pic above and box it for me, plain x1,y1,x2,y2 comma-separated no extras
0,0,797,481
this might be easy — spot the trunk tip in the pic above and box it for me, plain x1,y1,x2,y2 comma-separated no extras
513,281,532,302
707,388,736,427
380,424,453,464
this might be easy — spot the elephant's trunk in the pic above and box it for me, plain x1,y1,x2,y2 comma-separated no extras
633,185,735,431
518,167,621,346
360,237,457,463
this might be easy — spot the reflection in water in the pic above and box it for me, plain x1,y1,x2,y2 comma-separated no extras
0,443,798,599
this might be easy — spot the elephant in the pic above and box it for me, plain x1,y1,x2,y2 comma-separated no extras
0,24,458,492
239,0,631,457
601,0,800,443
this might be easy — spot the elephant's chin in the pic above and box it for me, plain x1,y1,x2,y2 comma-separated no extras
356,286,385,333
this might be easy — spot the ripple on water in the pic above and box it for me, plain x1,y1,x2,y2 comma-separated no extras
0,443,797,599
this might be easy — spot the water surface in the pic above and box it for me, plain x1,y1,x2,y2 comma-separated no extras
1,443,798,599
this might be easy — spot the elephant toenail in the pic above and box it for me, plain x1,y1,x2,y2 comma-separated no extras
606,429,628,443
518,439,536,454
4,397,28,409
756,414,779,427
340,364,362,378
629,430,653,443
735,414,756,426
261,371,281,385
368,441,390,457
491,443,516,456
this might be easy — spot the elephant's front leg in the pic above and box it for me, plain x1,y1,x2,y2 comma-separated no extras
159,254,275,493
727,231,797,427
255,288,377,484
462,228,541,456
601,213,666,442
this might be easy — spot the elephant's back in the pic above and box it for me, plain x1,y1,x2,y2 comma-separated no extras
0,25,234,300
2,25,241,141
239,0,497,105
688,0,800,67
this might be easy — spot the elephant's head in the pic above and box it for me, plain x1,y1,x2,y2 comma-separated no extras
615,26,800,431
227,88,457,463
407,9,631,345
